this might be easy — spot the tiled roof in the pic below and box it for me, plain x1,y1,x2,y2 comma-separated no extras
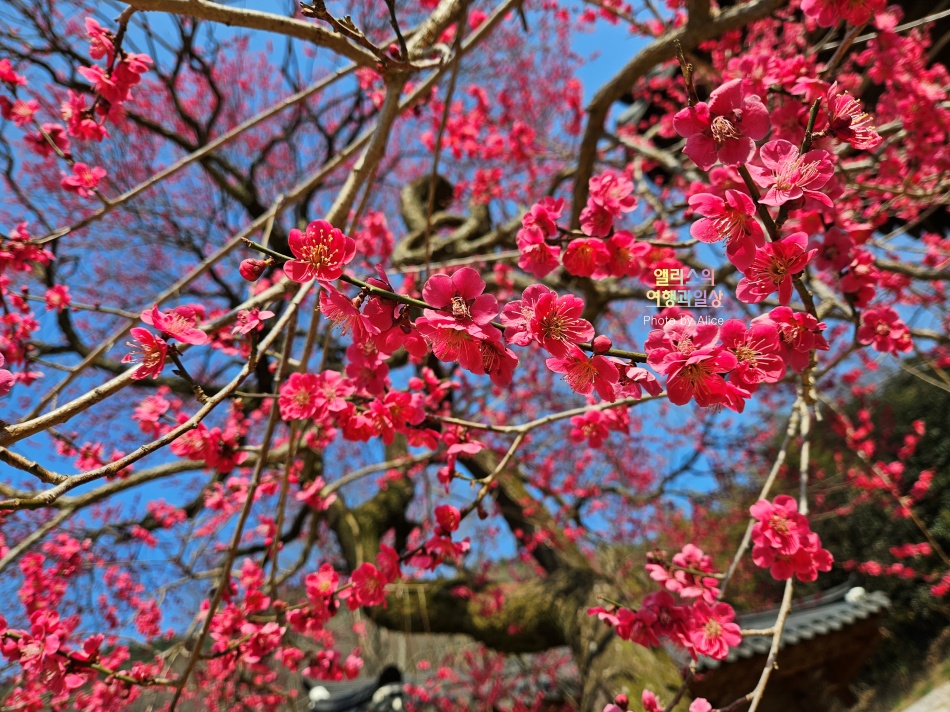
697,584,891,671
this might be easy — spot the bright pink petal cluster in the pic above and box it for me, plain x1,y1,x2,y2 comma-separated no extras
142,303,208,345
0,353,15,397
516,197,563,278
580,169,638,237
231,307,274,335
646,545,721,603
689,189,764,271
825,83,882,150
736,232,816,305
801,0,886,28
562,237,610,277
719,319,785,391
673,79,771,170
422,266,498,326
60,162,105,198
646,320,739,408
858,307,912,354
747,140,834,208
750,495,833,582
546,346,619,401
278,372,323,421
688,601,742,660
122,328,168,380
502,285,595,357
284,219,356,283
752,307,829,373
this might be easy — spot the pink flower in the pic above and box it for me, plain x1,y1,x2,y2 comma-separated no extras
747,140,834,208
232,308,274,335
529,290,595,356
478,332,519,387
142,303,208,345
0,353,15,397
24,123,70,158
588,170,637,216
579,203,614,239
363,266,428,359
546,346,619,401
580,170,638,237
689,189,765,271
305,563,339,605
646,545,720,603
434,504,461,534
295,476,337,511
570,410,611,448
122,328,168,380
616,365,663,400
858,307,912,354
0,58,27,86
3,98,39,127
422,267,498,326
736,232,816,305
812,227,854,271
801,0,886,28
311,370,355,413
44,285,71,313
673,79,771,170
85,18,115,62
688,601,741,660
665,347,738,407
642,690,662,712
562,238,609,277
61,90,107,142
641,590,689,644
753,530,833,582
839,249,879,308
319,284,374,342
752,307,828,372
720,319,785,390
516,226,561,278
377,544,402,584
522,196,565,236
689,699,713,712
284,219,356,283
598,230,651,278
60,162,106,198
416,318,488,373
278,372,324,420
825,83,882,150
751,512,834,581
645,320,738,407
750,495,809,555
501,284,555,346
79,52,151,104
646,319,721,374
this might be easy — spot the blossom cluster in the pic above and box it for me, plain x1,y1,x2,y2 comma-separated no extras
589,545,740,662
750,495,833,582
645,309,827,410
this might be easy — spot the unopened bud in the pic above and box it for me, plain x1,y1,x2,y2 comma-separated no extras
614,694,628,710
239,258,270,282
592,335,612,354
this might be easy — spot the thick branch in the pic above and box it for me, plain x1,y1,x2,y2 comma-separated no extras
121,0,380,67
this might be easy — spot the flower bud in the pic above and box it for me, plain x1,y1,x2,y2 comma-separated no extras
592,335,612,354
239,258,269,282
